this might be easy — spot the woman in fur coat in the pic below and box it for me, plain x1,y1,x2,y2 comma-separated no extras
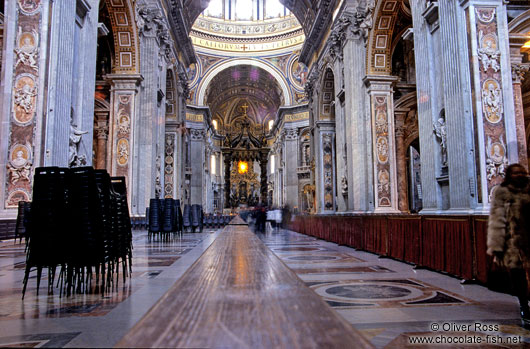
487,163,530,327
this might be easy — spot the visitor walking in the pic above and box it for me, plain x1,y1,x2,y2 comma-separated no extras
487,163,530,327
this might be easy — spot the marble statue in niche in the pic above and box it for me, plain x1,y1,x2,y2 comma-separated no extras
433,113,447,168
69,118,88,167
341,176,348,196
155,155,161,198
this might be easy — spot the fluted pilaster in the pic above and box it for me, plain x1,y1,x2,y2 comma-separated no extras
410,0,441,211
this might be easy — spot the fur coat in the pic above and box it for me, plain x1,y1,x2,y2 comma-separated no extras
487,183,530,269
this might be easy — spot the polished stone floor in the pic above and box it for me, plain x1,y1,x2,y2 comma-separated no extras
1,227,530,347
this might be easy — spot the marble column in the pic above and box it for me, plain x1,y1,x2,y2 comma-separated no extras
189,129,205,205
510,38,529,168
364,76,399,213
105,74,142,207
394,115,409,212
512,64,529,169
438,0,479,211
331,52,348,212
260,151,268,205
94,123,109,170
133,3,170,215
224,152,232,208
340,9,373,212
283,128,299,209
315,122,336,213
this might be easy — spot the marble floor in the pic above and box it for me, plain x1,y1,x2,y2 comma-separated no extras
1,226,530,347
259,229,530,348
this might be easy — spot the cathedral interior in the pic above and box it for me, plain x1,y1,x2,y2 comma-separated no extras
2,0,530,347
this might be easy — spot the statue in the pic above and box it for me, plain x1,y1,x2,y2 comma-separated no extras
69,120,88,167
433,116,447,167
341,176,348,196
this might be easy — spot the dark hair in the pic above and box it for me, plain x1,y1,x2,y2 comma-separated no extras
501,163,527,187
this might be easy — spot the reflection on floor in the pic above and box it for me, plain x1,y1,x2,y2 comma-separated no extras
0,230,218,347
259,229,530,348
1,227,530,348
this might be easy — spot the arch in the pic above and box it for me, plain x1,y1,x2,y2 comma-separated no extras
366,0,408,75
318,66,335,120
197,59,292,106
509,9,530,33
104,0,139,73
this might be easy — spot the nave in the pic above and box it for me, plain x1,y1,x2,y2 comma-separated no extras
1,222,529,348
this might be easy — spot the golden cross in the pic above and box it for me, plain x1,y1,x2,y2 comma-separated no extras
241,103,249,115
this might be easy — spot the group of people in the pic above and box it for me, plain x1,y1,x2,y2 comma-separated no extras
247,205,292,233
488,163,530,328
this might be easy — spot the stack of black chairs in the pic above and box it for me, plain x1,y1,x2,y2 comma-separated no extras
15,200,31,243
147,198,183,238
22,167,132,298
202,214,232,229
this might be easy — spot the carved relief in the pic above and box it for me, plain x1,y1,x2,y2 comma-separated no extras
5,2,42,208
322,134,334,210
486,136,508,180
190,129,205,140
475,6,507,197
477,31,500,73
117,108,131,135
482,79,503,124
283,128,298,140
373,94,392,207
15,28,38,70
17,0,41,14
7,143,32,185
114,92,133,176
13,74,37,124
512,63,530,83
164,134,175,198
376,137,389,163
117,138,129,166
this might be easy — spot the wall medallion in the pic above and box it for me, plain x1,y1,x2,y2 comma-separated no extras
12,74,37,125
117,138,129,166
482,78,502,124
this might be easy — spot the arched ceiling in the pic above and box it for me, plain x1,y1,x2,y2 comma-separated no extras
205,65,282,128
169,0,336,64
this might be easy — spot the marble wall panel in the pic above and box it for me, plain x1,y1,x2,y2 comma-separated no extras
4,1,43,208
373,96,392,208
164,133,175,198
475,7,508,199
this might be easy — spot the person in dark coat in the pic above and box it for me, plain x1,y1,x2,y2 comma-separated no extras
487,163,530,327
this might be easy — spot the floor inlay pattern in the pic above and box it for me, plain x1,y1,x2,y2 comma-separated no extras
258,228,530,348
308,278,471,309
0,231,217,326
